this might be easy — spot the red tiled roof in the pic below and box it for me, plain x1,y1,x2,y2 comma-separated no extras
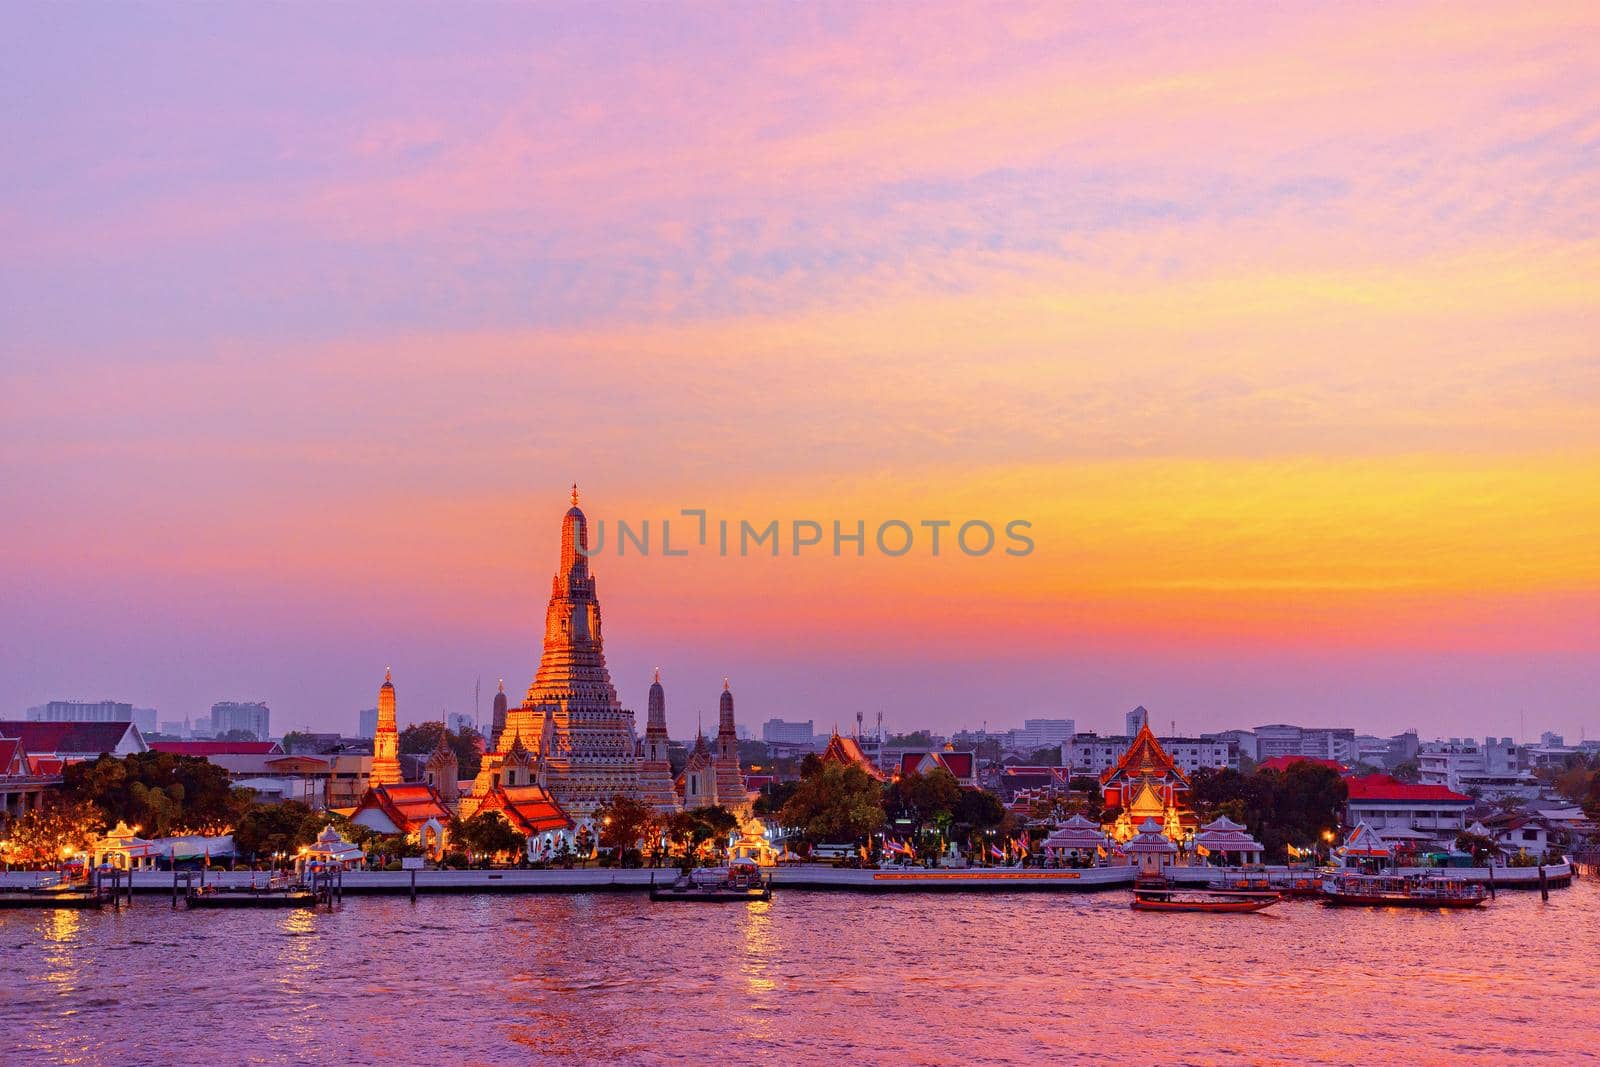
27,755,65,776
0,738,23,776
355,783,453,833
1345,774,1470,803
479,784,571,835
0,720,143,756
152,740,283,756
821,733,885,780
899,750,976,781
1100,722,1188,788
1258,755,1347,774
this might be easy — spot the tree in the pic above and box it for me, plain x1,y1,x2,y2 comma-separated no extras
280,731,314,754
595,794,661,856
780,764,885,845
954,788,1006,833
234,801,321,861
219,729,258,743
886,731,934,747
1392,760,1421,784
455,811,527,861
2,800,104,866
667,806,740,864
737,739,770,764
886,768,961,839
753,778,800,816
1027,746,1062,766
1189,763,1347,863
63,752,252,836
398,722,484,779
1456,830,1497,863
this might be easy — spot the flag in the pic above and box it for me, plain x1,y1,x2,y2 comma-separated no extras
859,845,869,862
990,843,1005,861
1196,844,1211,857
1097,845,1107,858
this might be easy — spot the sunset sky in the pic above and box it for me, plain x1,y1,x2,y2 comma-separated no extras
3,3,1596,741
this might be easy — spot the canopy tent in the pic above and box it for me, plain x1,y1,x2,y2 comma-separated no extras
154,834,237,862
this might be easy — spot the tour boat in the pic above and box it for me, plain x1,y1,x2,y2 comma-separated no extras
1131,886,1280,913
650,862,772,903
1321,872,1488,909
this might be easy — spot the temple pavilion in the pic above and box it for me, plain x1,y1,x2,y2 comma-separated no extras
1194,815,1265,865
350,783,453,859
89,821,158,871
1124,817,1179,876
1042,814,1111,863
1100,722,1195,844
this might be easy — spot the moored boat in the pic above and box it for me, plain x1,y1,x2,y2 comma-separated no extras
186,882,316,909
650,861,772,903
1321,872,1487,909
1131,885,1279,913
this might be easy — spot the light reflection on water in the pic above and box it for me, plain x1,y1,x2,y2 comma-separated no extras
2,881,1597,1065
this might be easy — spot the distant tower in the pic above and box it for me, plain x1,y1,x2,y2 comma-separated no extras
371,668,402,787
856,711,864,739
490,679,509,752
637,668,680,812
714,679,748,817
1125,706,1149,738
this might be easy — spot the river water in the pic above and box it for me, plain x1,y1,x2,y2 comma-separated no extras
3,880,1597,1066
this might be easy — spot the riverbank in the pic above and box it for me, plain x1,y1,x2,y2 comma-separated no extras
0,861,1573,897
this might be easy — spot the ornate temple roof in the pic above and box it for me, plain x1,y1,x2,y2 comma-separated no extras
1100,721,1189,789
478,784,571,835
821,731,885,780
353,783,452,834
1125,817,1179,853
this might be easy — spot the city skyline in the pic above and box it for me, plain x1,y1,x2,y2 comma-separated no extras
4,5,1597,740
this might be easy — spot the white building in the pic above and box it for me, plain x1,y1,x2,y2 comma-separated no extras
762,718,815,746
32,704,161,737
1124,706,1148,736
1344,774,1473,849
1418,737,1538,800
1252,723,1357,763
1004,718,1075,753
1063,733,1235,775
358,707,379,739
211,701,271,740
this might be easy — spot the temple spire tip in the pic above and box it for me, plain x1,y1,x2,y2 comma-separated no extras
570,482,580,506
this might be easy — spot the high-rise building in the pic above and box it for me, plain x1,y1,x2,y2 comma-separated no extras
357,707,379,739
28,700,133,723
447,711,476,736
210,701,270,740
1124,706,1149,737
370,669,402,787
636,669,679,812
486,486,642,819
1005,718,1075,753
762,718,815,746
